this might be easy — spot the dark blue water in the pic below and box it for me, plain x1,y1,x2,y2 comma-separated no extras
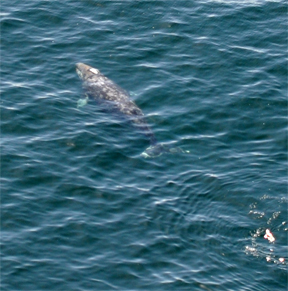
1,1,287,290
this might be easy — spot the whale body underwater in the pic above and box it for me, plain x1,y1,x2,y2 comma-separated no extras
75,62,185,157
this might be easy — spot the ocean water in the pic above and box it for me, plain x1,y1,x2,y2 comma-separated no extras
1,1,287,290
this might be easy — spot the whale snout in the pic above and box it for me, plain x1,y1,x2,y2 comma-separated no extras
76,62,100,80
76,62,88,73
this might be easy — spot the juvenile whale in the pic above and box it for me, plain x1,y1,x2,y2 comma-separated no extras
76,62,184,157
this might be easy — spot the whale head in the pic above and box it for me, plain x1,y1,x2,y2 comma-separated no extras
76,63,100,81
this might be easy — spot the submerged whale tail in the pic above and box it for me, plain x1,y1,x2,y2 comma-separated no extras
140,143,189,158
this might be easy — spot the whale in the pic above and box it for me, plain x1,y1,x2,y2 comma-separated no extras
75,62,185,157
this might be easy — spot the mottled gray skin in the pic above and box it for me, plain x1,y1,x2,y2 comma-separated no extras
76,62,158,147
